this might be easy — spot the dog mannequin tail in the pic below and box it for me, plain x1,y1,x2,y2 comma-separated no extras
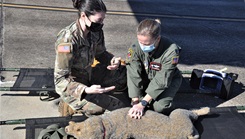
191,107,210,116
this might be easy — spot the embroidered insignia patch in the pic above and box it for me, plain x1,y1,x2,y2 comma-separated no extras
127,48,133,58
150,62,162,71
58,43,71,53
172,56,179,64
126,48,134,62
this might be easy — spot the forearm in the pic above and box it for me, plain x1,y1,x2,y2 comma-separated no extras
55,75,87,100
142,94,152,103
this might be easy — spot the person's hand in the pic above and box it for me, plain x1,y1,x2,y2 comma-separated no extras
84,85,115,94
128,103,145,119
107,57,121,70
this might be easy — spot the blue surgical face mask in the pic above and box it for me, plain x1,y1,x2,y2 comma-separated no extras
139,41,156,53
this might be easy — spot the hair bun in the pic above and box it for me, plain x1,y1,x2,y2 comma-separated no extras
72,0,84,9
155,19,161,24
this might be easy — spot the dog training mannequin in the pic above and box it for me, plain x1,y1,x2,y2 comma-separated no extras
65,107,210,139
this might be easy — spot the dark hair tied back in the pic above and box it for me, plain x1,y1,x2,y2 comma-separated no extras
72,0,107,17
72,0,83,9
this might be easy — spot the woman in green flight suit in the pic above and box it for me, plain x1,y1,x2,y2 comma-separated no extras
126,19,183,119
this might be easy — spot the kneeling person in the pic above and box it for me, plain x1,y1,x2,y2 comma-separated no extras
126,19,183,119
55,0,128,116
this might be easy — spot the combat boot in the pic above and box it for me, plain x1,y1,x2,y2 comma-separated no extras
58,100,76,116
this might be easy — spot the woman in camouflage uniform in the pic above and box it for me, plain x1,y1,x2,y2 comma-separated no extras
126,19,183,119
54,0,128,116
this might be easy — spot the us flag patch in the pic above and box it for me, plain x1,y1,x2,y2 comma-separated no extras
58,44,71,53
172,56,179,64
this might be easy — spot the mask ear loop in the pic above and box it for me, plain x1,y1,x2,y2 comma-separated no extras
153,35,161,49
84,15,92,29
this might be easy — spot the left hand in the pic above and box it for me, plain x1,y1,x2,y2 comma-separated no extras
107,57,121,70
85,85,115,94
128,103,145,119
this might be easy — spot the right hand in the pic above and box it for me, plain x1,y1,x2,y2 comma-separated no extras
107,57,121,70
84,85,115,94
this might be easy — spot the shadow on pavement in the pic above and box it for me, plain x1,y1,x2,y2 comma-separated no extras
126,0,245,109
127,0,245,67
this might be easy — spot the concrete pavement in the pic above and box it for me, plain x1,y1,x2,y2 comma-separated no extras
1,0,245,138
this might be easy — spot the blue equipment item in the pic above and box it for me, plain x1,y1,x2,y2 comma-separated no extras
199,69,226,94
189,68,238,99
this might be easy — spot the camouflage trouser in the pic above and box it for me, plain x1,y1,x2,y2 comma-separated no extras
59,93,129,116
81,93,128,116
58,99,76,116
58,64,129,116
91,64,127,92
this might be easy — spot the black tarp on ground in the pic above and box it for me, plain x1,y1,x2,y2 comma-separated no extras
21,107,245,139
194,107,245,139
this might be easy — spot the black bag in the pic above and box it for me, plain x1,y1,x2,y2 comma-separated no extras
219,73,238,99
189,69,238,100
190,69,203,89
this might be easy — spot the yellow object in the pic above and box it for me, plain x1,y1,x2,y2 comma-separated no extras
91,58,126,67
91,59,100,67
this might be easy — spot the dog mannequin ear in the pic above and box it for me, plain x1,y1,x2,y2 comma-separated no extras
69,121,75,125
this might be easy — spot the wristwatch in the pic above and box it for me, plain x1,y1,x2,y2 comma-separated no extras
140,100,148,107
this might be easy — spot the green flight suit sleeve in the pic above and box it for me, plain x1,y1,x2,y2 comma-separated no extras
126,44,144,98
54,29,86,102
145,44,180,100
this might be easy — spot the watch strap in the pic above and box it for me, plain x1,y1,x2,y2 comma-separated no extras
140,100,148,106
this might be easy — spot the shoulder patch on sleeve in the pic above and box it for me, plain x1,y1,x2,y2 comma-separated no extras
127,48,134,59
126,47,134,62
171,56,179,64
127,48,133,58
57,43,72,53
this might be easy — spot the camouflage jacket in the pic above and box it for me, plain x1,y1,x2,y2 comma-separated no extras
126,36,181,99
54,20,114,108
